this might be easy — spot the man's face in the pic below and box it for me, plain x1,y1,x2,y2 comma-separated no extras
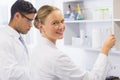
16,12,35,34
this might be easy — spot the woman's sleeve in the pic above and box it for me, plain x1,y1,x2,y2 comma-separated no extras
55,52,108,80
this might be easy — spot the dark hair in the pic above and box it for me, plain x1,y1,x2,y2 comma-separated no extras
10,0,37,21
106,76,119,80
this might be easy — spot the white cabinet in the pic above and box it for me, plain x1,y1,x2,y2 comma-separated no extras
62,0,120,51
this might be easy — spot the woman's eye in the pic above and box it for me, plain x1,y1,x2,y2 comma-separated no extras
61,20,64,24
52,20,64,25
53,22,59,25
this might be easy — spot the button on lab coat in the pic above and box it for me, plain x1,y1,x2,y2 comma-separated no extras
30,37,108,80
0,26,30,80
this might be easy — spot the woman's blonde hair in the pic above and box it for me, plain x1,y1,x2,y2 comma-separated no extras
34,5,60,29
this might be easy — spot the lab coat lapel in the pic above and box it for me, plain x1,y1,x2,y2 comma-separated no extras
4,26,29,57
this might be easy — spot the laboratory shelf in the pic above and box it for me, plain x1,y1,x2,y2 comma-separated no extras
65,19,112,23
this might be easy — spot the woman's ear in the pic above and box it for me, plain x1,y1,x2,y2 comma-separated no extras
38,23,44,33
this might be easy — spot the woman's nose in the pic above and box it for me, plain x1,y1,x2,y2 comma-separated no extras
59,23,65,29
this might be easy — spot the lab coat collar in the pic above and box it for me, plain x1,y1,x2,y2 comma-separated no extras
5,25,29,56
40,37,57,49
5,25,20,39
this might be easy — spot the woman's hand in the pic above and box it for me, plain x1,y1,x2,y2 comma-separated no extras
101,34,116,56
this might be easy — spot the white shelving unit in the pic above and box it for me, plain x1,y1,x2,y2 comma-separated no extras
62,0,120,52
113,0,120,51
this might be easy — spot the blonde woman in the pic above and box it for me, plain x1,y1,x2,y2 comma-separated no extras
30,5,115,80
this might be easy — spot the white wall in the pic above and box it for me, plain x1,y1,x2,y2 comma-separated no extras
34,0,62,10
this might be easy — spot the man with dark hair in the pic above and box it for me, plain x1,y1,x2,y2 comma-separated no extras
0,0,37,80
106,76,120,80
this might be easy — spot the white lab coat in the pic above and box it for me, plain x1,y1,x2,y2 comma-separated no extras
0,26,30,80
30,37,108,80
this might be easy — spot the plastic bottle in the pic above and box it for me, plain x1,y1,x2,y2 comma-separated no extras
76,4,84,20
